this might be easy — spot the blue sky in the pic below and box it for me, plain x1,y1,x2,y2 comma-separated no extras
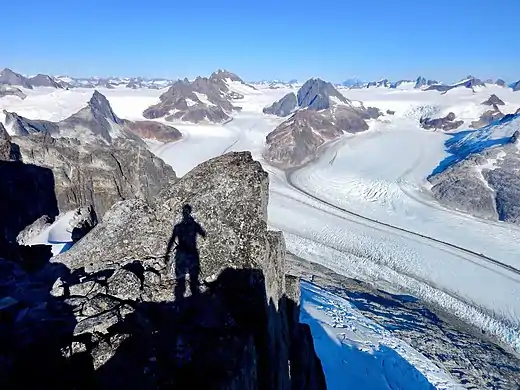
2,0,520,83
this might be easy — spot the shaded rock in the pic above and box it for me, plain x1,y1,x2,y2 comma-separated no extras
387,109,396,115
263,92,297,117
69,206,98,242
512,130,520,144
512,80,520,92
0,159,59,242
0,123,21,161
420,112,464,131
481,94,505,106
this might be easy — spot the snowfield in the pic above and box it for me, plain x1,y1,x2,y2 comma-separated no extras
4,82,520,388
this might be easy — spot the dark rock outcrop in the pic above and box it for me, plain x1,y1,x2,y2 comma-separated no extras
481,94,505,106
414,77,439,89
143,70,246,124
0,151,326,389
0,86,26,99
0,158,59,242
512,80,520,92
420,112,464,131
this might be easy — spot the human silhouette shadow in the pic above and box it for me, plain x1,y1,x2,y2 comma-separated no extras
165,204,206,300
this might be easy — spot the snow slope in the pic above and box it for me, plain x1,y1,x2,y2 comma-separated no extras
26,210,76,255
431,112,520,175
301,281,463,390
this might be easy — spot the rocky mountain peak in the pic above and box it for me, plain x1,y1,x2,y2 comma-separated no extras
27,74,62,88
210,69,243,83
482,94,505,106
87,90,121,125
297,78,349,111
0,68,33,89
496,78,506,87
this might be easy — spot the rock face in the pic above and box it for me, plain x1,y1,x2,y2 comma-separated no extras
0,151,326,389
263,78,349,117
0,68,33,89
481,94,505,106
296,78,350,110
512,80,520,92
0,85,26,99
143,70,246,124
12,133,176,219
4,90,181,143
429,114,520,223
420,112,464,131
263,93,298,116
263,78,375,168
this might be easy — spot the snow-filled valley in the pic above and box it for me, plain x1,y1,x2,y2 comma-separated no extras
3,81,520,388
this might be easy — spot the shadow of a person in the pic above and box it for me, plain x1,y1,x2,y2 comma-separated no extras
165,204,206,300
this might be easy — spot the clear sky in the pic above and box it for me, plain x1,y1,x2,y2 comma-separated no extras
2,0,520,83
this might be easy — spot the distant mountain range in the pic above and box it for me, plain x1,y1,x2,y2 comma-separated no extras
2,67,519,94
340,75,515,91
